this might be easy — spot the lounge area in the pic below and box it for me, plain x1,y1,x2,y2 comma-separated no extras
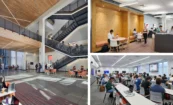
91,0,173,53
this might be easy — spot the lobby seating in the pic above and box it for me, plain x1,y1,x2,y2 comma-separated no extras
96,41,108,48
50,69,56,74
78,70,87,78
45,69,57,75
68,70,75,77
128,36,136,43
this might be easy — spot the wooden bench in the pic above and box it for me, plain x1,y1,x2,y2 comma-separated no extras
96,41,108,48
129,36,136,43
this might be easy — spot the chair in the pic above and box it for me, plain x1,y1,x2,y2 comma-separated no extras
110,39,119,52
137,34,143,42
68,70,75,77
150,91,163,105
140,87,145,96
50,69,56,74
78,71,87,78
103,86,114,103
45,70,50,75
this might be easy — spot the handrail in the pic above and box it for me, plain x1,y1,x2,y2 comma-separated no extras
0,17,42,42
0,17,87,56
53,20,75,40
58,0,88,13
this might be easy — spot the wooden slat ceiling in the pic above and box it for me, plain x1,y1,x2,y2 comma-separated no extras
0,0,60,27
0,36,53,54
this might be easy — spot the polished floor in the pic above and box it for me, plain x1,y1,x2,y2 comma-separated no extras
109,38,155,53
1,70,87,105
91,80,112,105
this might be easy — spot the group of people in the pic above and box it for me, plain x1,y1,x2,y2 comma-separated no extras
97,71,172,100
56,41,85,55
35,63,42,73
133,25,173,45
72,65,85,78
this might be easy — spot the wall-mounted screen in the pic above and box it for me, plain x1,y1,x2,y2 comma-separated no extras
149,63,158,72
104,70,109,75
122,71,126,73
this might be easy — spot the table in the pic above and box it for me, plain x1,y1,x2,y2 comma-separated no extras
112,37,126,42
114,83,156,105
165,89,173,96
0,90,15,97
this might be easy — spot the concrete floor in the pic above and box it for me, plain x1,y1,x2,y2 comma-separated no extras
1,70,88,105
91,81,113,105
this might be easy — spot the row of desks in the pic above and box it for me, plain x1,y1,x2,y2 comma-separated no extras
114,83,173,105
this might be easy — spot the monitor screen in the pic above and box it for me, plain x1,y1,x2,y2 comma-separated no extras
104,70,109,75
149,63,158,72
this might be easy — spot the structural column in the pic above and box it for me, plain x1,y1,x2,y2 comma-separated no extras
162,14,167,31
39,19,45,72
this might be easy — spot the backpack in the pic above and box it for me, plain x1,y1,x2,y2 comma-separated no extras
99,44,109,52
100,85,105,92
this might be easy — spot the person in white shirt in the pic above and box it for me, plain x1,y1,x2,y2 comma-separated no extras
169,26,173,34
133,28,137,38
107,29,114,44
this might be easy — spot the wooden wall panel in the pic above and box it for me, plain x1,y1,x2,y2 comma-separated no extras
91,0,144,52
95,7,122,43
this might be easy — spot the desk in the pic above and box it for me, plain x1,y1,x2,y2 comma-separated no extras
0,90,15,97
155,33,173,52
114,83,156,105
112,37,126,42
165,89,173,96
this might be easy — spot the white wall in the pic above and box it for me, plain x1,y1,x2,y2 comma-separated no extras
144,15,160,29
131,61,170,77
166,19,173,32
45,51,65,63
59,58,88,71
63,24,88,45
26,53,39,69
97,67,130,74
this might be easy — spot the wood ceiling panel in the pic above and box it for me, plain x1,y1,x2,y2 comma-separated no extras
2,0,59,27
0,1,12,17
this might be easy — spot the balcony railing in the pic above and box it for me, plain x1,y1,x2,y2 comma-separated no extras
53,20,77,40
58,0,88,13
0,17,41,42
0,17,87,56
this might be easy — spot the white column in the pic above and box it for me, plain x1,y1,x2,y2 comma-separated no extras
39,18,45,72
15,51,17,66
162,14,167,31
23,52,26,70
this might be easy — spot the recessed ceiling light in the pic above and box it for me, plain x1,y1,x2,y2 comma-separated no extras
119,1,138,7
140,5,161,11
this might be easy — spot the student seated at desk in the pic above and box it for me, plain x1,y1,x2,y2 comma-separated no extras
150,78,165,99
162,74,168,84
101,74,109,85
106,77,116,98
141,77,151,96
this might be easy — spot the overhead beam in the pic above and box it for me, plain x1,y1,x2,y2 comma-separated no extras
2,41,13,49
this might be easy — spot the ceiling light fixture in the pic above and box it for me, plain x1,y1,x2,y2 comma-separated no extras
120,56,150,67
96,55,102,66
127,59,163,68
119,1,138,7
112,55,126,66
